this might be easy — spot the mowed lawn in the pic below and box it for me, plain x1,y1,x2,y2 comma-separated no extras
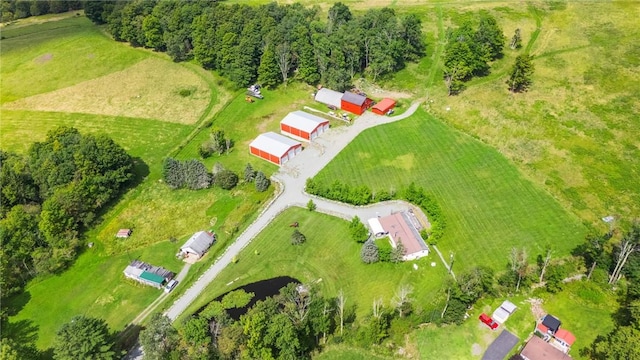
179,207,450,323
313,345,393,360
5,240,184,350
314,108,587,272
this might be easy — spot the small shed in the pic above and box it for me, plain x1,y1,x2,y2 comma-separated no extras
341,91,370,115
249,132,302,166
492,300,517,323
180,231,216,260
116,229,132,238
280,111,329,141
314,88,343,109
372,98,396,115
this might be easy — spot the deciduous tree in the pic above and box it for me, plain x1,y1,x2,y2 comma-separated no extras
291,229,306,245
139,314,180,360
349,216,369,243
53,316,116,360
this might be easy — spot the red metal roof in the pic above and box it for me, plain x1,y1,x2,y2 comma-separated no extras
372,98,396,113
554,329,576,346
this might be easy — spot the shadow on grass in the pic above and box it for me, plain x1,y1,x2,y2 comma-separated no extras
4,290,31,317
116,324,143,355
2,318,39,346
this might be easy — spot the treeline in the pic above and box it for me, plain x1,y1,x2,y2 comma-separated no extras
0,0,82,23
0,127,133,303
306,178,445,242
141,282,436,359
162,159,270,193
85,1,425,91
443,12,505,95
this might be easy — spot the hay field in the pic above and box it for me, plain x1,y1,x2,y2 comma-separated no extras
3,58,211,124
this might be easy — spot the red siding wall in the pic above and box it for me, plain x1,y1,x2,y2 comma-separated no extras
341,100,365,115
250,146,281,165
280,124,311,140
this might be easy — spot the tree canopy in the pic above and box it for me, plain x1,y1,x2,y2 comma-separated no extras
53,315,116,360
87,1,425,91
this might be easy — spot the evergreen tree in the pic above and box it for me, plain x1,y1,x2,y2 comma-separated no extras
258,44,281,88
216,170,239,190
509,28,522,50
361,241,379,264
291,229,306,245
183,160,211,190
475,12,505,60
244,163,256,183
255,171,270,192
162,157,184,189
53,316,116,360
507,54,534,92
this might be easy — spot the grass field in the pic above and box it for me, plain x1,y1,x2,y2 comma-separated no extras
314,108,587,271
178,207,450,323
313,345,393,360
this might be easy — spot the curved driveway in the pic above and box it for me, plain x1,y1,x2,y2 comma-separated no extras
164,102,424,320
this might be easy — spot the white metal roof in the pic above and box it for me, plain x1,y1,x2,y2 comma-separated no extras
249,132,301,157
281,111,329,133
315,88,343,108
500,300,517,314
368,218,386,236
180,231,215,256
492,307,510,324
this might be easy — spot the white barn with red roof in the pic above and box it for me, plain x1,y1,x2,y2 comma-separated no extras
280,111,329,141
249,132,302,166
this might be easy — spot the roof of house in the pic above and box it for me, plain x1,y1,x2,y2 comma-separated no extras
542,315,561,333
521,336,572,360
249,132,302,157
315,88,343,108
501,300,518,314
342,91,367,106
554,329,576,346
367,218,386,236
124,259,174,280
281,111,329,133
372,98,396,112
378,212,428,256
181,231,215,256
139,271,165,285
536,323,549,334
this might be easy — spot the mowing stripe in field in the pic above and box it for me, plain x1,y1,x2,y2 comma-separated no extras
314,108,587,271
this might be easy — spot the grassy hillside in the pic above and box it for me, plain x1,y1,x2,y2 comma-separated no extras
314,108,587,271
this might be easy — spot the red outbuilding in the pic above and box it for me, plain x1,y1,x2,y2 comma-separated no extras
341,91,371,115
280,111,330,141
372,98,396,115
249,132,302,166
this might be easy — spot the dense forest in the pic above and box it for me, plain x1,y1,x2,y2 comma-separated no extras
0,0,83,22
84,0,426,91
0,127,134,306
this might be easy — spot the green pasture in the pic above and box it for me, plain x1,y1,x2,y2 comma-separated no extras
314,108,587,271
178,207,450,323
5,240,183,350
0,16,147,104
313,345,393,360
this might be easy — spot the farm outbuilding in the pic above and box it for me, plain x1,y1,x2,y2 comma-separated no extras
372,98,396,115
341,91,371,115
249,132,302,166
179,231,216,261
280,111,329,141
123,260,174,289
314,88,343,109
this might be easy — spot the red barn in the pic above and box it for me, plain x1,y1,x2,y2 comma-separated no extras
372,98,396,115
249,132,302,166
280,111,330,141
341,91,371,115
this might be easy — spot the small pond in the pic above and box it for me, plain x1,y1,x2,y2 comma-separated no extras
197,276,300,320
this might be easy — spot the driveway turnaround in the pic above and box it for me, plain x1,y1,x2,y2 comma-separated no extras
482,330,520,360
164,102,422,321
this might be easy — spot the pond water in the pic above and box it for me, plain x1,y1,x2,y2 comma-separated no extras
197,276,300,320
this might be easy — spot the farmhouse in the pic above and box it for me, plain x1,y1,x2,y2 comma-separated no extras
249,132,302,166
519,336,572,360
280,111,329,141
341,91,371,115
314,88,343,109
371,98,396,115
179,231,216,260
123,260,174,289
372,211,429,261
